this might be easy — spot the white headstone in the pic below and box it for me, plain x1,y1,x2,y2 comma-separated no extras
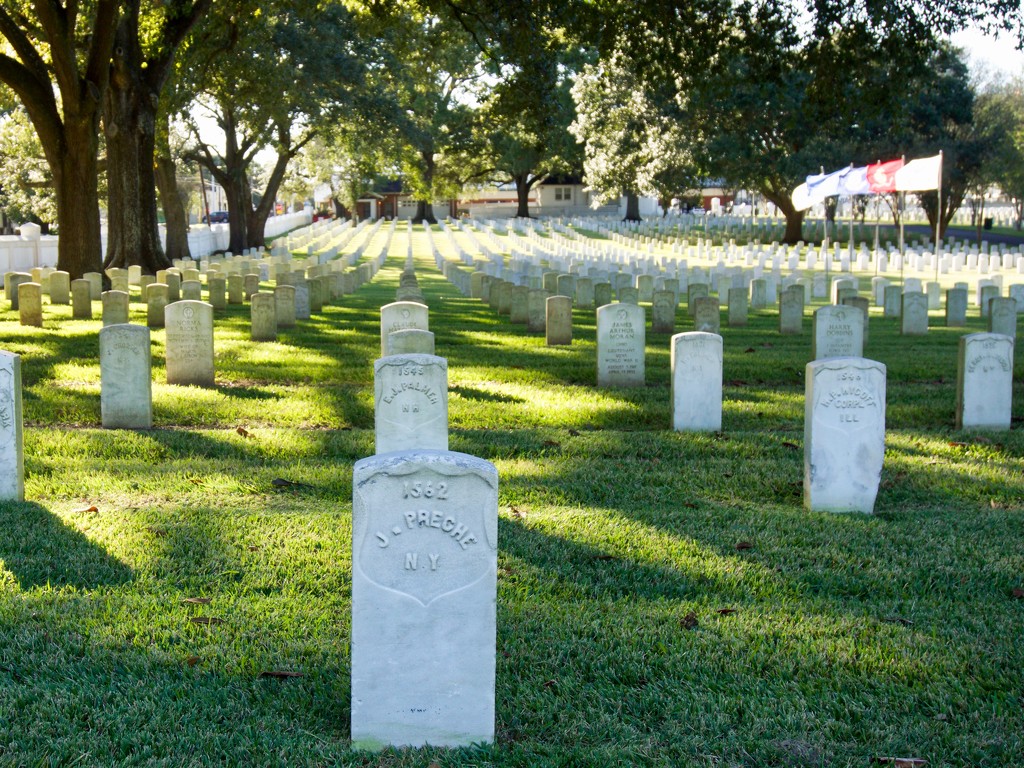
0,351,24,500
164,300,215,387
956,333,1014,430
597,303,646,387
380,301,429,355
813,306,864,360
671,332,723,432
804,357,886,513
100,324,153,428
374,354,448,454
351,449,497,750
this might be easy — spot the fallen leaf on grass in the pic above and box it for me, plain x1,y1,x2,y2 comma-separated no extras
680,612,699,630
682,502,699,509
186,656,201,667
872,758,926,767
948,441,968,448
259,670,303,679
542,440,561,447
735,541,754,551
182,597,211,605
236,426,254,439
567,428,581,437
509,505,526,519
882,616,913,626
189,616,224,626
781,441,799,450
73,505,99,514
716,608,738,616
248,545,262,552
542,679,557,689
1011,588,1024,599
744,347,756,353
146,526,168,537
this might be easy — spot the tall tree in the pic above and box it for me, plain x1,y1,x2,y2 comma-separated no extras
0,1,118,277
102,0,209,273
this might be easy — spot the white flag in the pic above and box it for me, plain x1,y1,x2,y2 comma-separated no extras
791,183,819,211
894,154,942,191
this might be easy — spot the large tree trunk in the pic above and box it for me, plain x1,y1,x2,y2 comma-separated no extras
102,21,171,274
55,126,105,279
514,172,532,218
412,150,437,224
762,187,805,244
412,199,436,224
155,152,192,262
623,190,641,222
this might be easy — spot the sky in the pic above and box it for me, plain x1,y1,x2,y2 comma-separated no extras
951,25,1024,80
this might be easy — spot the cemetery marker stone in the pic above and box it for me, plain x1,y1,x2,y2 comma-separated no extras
100,324,153,429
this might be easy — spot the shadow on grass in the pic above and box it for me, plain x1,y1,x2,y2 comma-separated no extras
0,500,133,590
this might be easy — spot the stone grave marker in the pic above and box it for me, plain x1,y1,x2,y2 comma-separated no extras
102,290,130,326
164,271,181,302
945,287,967,327
164,300,215,387
987,297,1017,338
110,275,130,294
956,333,1014,430
840,296,870,343
309,276,324,314
618,286,639,305
181,280,203,301
227,274,245,305
293,278,311,320
594,282,612,308
7,273,31,310
251,292,277,341
545,295,572,345
637,274,654,303
18,283,42,327
693,296,720,334
100,324,152,429
509,286,529,324
146,284,168,328
687,283,709,316
49,271,70,305
83,272,102,300
72,279,92,319
556,274,575,300
728,287,748,327
209,276,227,310
651,290,676,334
527,289,548,333
597,303,645,387
350,449,497,750
979,284,999,317
374,354,448,454
0,351,24,500
883,285,902,318
576,278,595,309
779,286,804,334
275,285,296,329
804,357,886,513
386,329,436,356
813,305,863,360
244,273,260,300
750,278,767,309
901,292,929,335
671,332,723,432
380,302,430,355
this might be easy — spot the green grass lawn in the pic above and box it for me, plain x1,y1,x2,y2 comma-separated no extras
0,227,1022,767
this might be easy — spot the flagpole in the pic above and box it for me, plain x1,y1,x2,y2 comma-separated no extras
898,155,906,287
934,150,943,283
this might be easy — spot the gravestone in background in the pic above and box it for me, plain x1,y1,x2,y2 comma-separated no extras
18,283,42,327
49,271,70,305
728,287,748,327
687,283,709,316
671,331,723,432
0,351,24,501
945,288,968,327
545,295,572,346
779,287,804,335
509,286,529,324
209,276,227,310
813,306,863,360
275,285,297,329
900,292,928,335
386,329,435,356
102,290,130,326
146,284,168,328
351,449,497,749
693,296,720,334
594,282,612,308
597,303,645,387
181,280,202,302
527,289,548,333
380,301,430,355
804,357,886,513
72,279,92,319
651,290,676,334
956,333,1014,430
374,354,448,454
883,285,902,318
164,300,215,387
250,292,277,342
100,324,153,429
987,297,1017,338
841,296,870,343
7,273,31,310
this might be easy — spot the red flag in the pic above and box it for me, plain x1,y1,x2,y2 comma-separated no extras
866,159,904,193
